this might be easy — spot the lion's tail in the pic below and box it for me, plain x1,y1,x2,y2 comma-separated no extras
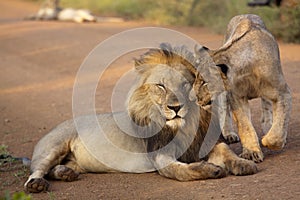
0,154,31,167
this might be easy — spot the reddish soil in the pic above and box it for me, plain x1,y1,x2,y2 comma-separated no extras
1,1,300,199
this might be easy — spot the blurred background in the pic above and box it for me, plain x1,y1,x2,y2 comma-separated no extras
27,0,300,43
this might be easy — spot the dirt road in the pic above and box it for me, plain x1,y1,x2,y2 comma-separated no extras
1,0,300,199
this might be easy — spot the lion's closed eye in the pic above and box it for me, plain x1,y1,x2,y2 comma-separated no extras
156,83,166,91
200,81,208,87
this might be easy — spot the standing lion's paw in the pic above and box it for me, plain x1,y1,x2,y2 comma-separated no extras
223,131,239,144
25,178,50,193
240,148,264,163
229,159,258,176
262,133,286,150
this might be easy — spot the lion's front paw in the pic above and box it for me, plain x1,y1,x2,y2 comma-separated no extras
25,178,50,193
240,148,264,163
262,133,286,150
223,131,239,144
188,162,226,180
229,159,258,176
213,166,227,178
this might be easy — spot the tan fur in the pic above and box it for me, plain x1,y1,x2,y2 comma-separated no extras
193,47,239,144
24,44,257,193
203,14,292,162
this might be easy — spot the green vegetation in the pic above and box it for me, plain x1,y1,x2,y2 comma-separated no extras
0,145,9,155
29,0,300,42
277,6,300,43
0,145,30,200
57,0,300,43
1,191,32,200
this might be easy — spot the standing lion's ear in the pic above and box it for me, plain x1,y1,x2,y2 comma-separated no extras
216,64,228,75
194,45,226,97
216,64,229,81
194,45,229,82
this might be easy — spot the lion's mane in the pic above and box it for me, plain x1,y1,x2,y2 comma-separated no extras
127,44,213,163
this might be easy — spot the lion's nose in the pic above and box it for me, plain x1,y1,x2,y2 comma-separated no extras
167,104,183,113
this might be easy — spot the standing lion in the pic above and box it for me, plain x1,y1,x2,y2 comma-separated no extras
199,14,292,162
24,44,257,193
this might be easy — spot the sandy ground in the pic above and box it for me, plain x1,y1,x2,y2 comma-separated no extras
1,0,300,199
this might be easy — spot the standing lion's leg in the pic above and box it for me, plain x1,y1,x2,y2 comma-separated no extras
208,143,258,175
261,98,273,133
262,86,292,150
218,92,239,144
230,94,263,162
222,103,239,144
153,154,226,181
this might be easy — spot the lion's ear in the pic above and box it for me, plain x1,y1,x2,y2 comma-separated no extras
216,64,228,81
194,45,226,96
194,45,229,81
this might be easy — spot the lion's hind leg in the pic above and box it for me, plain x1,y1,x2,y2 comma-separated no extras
25,164,80,193
262,86,292,150
25,176,50,193
261,98,273,133
25,120,77,192
208,143,258,176
24,148,69,193
25,147,69,193
25,154,81,193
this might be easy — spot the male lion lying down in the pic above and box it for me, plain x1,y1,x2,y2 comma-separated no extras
24,44,257,193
